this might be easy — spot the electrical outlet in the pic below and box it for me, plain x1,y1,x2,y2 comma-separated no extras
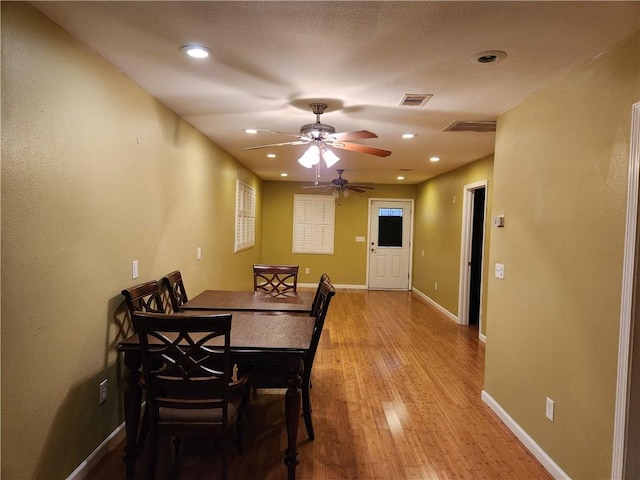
197,246,202,260
545,397,554,422
495,263,505,279
435,282,438,291
99,379,108,405
305,268,310,274
132,260,139,279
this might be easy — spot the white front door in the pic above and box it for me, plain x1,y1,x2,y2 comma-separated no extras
367,199,413,290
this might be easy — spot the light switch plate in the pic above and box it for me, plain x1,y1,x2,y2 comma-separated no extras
132,260,139,279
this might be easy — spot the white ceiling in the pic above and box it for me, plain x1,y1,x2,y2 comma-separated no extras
32,1,640,185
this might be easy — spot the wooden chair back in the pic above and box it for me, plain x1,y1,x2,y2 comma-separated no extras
307,279,336,370
121,280,164,318
311,273,331,317
162,270,189,312
132,311,236,480
253,264,299,293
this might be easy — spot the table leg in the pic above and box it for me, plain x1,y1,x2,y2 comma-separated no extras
123,352,142,479
284,359,302,480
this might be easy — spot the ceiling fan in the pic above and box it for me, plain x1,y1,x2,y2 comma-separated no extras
303,169,375,202
243,103,392,171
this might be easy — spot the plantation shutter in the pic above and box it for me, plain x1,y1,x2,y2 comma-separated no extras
235,180,255,252
292,194,335,254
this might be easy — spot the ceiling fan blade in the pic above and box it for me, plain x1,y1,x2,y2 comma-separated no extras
348,185,375,190
330,130,378,142
252,128,305,139
333,142,392,157
243,140,308,150
302,184,330,189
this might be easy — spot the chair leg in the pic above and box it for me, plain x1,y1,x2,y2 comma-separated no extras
146,429,159,480
173,436,182,458
137,407,149,448
220,434,228,480
302,377,314,440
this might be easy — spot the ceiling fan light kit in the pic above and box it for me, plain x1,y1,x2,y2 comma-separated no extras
244,102,391,180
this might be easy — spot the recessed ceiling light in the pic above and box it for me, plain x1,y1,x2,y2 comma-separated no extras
180,44,211,59
280,173,288,177
267,153,276,158
244,129,258,134
397,176,405,181
430,156,440,162
402,133,416,139
470,50,507,64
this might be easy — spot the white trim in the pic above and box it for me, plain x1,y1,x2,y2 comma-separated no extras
298,283,366,290
411,287,459,323
478,332,487,344
458,180,488,330
612,101,640,479
481,391,571,480
66,422,126,480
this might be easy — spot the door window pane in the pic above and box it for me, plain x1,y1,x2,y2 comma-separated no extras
378,208,403,247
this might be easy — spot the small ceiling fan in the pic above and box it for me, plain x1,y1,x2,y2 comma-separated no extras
243,103,391,171
303,169,374,202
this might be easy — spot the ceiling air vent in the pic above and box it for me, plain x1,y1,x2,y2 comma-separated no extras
443,120,497,133
399,94,433,107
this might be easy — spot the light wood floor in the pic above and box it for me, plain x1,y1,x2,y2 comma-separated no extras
87,289,552,479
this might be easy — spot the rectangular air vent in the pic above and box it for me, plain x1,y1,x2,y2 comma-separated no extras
399,94,433,107
443,120,497,133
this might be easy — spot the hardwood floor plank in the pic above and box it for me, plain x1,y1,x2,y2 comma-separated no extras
86,290,552,479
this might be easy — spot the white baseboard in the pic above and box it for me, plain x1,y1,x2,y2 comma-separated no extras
481,390,571,480
66,422,126,480
411,288,459,323
479,332,487,343
298,283,367,289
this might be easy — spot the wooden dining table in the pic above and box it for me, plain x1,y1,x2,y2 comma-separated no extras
117,313,316,480
180,289,314,313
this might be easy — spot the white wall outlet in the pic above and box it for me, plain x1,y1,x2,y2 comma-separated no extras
545,397,554,422
495,263,505,279
197,246,202,260
305,268,310,274
355,236,365,242
132,260,139,279
99,379,108,405
435,282,438,291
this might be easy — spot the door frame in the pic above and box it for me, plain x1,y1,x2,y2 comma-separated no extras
457,180,488,335
366,198,415,290
612,101,640,479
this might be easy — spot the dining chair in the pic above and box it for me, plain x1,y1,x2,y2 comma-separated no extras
121,280,167,449
162,270,189,312
121,280,165,317
253,264,299,293
132,311,251,480
310,273,331,317
250,278,335,440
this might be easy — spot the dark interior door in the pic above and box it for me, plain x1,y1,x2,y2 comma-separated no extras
468,187,486,325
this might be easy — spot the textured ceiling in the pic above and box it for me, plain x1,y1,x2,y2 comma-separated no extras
32,1,640,185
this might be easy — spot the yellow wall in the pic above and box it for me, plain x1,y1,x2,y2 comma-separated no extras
484,31,640,479
1,4,262,478
412,155,494,332
262,181,416,286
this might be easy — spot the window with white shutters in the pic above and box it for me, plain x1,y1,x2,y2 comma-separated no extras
292,194,335,254
235,180,255,252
